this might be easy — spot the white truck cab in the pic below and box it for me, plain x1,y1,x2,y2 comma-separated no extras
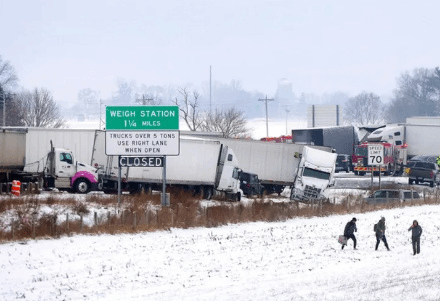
290,146,337,202
44,147,99,193
216,148,242,201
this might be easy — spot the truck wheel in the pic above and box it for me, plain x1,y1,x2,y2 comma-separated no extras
409,179,414,185
430,178,435,187
359,171,366,176
75,178,90,194
235,192,241,202
354,171,359,176
203,187,213,200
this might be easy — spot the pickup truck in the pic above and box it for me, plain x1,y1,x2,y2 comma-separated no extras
406,161,440,187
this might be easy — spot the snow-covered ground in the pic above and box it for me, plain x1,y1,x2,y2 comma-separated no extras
1,201,439,301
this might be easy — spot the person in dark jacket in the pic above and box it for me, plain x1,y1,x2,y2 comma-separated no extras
408,220,423,255
342,217,357,250
375,217,390,251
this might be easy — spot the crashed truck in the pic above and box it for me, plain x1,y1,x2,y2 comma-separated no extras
289,146,338,202
200,137,337,201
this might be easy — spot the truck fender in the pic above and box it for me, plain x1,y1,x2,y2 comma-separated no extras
71,171,98,187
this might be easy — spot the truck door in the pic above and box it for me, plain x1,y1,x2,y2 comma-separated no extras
56,150,76,178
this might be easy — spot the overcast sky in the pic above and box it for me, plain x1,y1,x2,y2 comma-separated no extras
1,0,440,106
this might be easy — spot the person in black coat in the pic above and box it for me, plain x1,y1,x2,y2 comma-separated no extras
408,220,423,255
375,217,390,251
342,217,357,250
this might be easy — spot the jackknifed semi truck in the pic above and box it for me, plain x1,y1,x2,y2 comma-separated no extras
207,137,335,199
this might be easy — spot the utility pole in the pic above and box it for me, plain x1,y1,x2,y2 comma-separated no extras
209,65,212,115
285,108,290,135
1,91,5,127
99,99,104,130
137,94,154,105
258,95,274,137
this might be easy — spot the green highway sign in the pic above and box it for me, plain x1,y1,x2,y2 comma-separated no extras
106,105,179,130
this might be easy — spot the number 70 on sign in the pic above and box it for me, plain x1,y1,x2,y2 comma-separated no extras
368,145,384,166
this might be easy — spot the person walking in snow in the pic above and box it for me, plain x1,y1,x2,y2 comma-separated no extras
375,217,390,251
342,217,357,250
408,220,423,255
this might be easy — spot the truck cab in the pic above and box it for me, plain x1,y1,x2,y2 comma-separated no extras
290,146,337,202
216,148,242,201
44,147,99,193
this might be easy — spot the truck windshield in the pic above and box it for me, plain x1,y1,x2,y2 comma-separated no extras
355,147,368,157
303,167,331,180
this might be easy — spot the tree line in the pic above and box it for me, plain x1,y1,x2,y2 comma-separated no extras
343,67,440,125
3,53,440,131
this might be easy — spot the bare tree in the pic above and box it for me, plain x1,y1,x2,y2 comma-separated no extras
15,88,66,128
200,108,250,138
387,68,438,122
0,55,18,90
344,92,385,125
172,87,202,131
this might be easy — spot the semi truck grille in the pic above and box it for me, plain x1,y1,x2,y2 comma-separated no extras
304,185,321,198
290,186,322,202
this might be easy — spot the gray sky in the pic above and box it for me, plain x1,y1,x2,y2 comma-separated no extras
1,0,440,106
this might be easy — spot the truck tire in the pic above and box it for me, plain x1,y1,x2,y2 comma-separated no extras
203,187,213,200
430,177,435,187
409,179,414,185
75,178,90,194
359,171,366,176
235,192,241,202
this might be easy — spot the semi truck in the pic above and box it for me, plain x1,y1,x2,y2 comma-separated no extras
291,126,359,156
206,137,334,195
290,146,338,202
0,128,99,193
366,117,440,158
91,130,242,201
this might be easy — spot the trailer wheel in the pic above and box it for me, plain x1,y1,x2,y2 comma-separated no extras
75,178,90,194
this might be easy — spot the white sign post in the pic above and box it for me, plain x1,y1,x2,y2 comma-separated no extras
368,144,384,189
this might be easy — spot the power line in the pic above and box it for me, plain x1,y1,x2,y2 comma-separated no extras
258,95,275,137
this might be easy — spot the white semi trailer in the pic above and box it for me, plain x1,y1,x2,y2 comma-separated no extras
91,130,242,200
210,137,333,194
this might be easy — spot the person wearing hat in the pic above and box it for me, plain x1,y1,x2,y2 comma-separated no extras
375,217,390,251
408,220,423,255
342,217,358,250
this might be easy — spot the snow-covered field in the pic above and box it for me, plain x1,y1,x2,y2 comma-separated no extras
1,202,440,301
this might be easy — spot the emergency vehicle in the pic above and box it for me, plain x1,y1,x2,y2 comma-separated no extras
352,142,407,176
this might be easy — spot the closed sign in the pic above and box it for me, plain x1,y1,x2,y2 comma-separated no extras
118,156,163,167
